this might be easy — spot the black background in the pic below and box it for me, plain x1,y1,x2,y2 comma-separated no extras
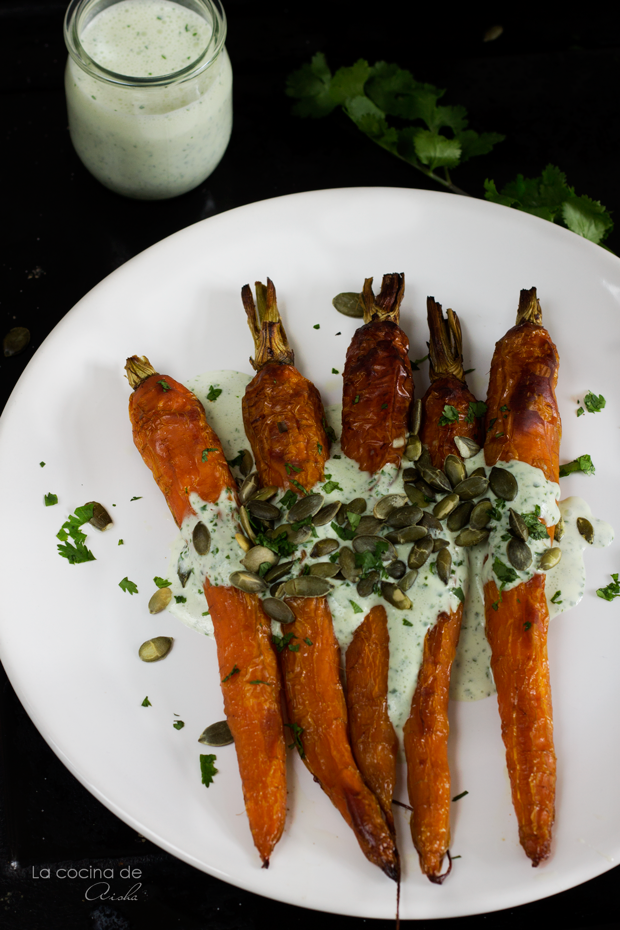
1,2,619,927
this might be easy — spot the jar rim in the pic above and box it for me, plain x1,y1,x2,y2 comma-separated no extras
63,0,227,87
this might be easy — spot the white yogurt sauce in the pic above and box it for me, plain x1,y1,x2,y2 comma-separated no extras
161,371,614,740
65,0,232,199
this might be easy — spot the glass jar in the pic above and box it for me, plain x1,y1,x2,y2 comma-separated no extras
63,0,232,200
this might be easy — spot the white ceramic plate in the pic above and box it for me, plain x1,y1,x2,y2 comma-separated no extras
0,188,618,919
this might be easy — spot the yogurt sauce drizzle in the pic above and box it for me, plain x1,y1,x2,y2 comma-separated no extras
165,370,614,739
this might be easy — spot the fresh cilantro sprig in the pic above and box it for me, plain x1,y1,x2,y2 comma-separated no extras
485,166,613,247
56,503,96,564
286,55,504,194
154,576,172,588
520,505,550,540
559,454,596,477
583,391,606,413
119,577,138,594
596,574,620,601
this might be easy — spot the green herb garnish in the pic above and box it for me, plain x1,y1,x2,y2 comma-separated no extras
466,401,487,423
272,632,297,653
202,448,218,462
559,454,596,477
596,573,620,601
221,664,240,683
141,696,151,707
119,577,138,594
44,493,58,506
207,385,222,402
56,503,96,564
284,722,305,758
493,558,518,587
550,590,562,604
349,600,364,614
154,576,172,588
583,391,606,413
453,587,465,603
520,505,550,540
174,595,187,604
200,753,218,787
439,405,459,426
173,720,185,730
452,790,469,802
157,379,171,392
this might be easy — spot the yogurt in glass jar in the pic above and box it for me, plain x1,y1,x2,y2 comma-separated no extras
64,0,232,200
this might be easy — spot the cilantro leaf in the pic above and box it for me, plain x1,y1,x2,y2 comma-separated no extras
173,720,185,730
157,379,171,392
452,790,469,802
596,574,620,601
520,506,550,540
285,52,339,118
207,385,222,402
550,590,562,604
323,478,343,494
279,490,298,510
330,521,356,541
44,493,58,506
453,587,465,603
349,600,364,614
154,576,172,588
119,577,138,594
141,696,152,707
227,450,245,469
272,632,297,653
57,540,96,564
466,401,487,423
559,455,596,477
200,753,218,787
493,557,518,587
284,722,305,758
439,405,459,426
202,448,218,462
583,391,606,413
255,529,296,557
56,503,96,563
221,664,240,683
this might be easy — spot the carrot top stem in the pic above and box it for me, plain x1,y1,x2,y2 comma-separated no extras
427,298,466,383
516,287,543,325
361,274,405,325
242,278,295,370
125,355,157,390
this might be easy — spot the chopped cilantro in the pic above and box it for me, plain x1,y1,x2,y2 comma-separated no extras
221,664,240,682
39,461,45,467
402,618,413,627
173,720,185,730
272,632,297,653
381,402,388,410
559,454,595,477
157,379,171,392
313,323,320,329
577,406,585,417
289,478,308,495
493,558,518,587
453,587,465,603
550,590,562,604
154,576,172,588
452,791,469,802
520,506,549,540
331,521,356,541
202,448,218,462
141,696,152,707
596,573,620,601
279,490,297,510
227,450,245,469
284,722,305,758
119,577,138,594
332,368,339,374
347,511,362,532
349,600,364,614
130,496,142,501
353,395,360,404
317,442,323,455
322,416,337,443
439,405,459,426
250,679,268,684
491,601,499,611
207,385,222,402
200,753,218,787
466,401,487,423
118,539,124,545
524,621,532,631
255,529,296,557
304,637,313,646
44,493,58,506
174,595,187,604
323,477,343,494
285,462,302,474
56,503,96,564
584,391,606,413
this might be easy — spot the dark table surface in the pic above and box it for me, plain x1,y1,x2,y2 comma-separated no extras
2,2,619,928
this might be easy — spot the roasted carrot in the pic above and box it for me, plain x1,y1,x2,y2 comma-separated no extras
241,280,399,880
341,274,413,474
403,298,484,882
483,287,560,866
280,597,399,881
126,356,287,867
345,605,398,834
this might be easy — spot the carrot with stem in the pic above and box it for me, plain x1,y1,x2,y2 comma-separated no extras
126,356,287,868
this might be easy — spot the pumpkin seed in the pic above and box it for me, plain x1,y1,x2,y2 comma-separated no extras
408,537,434,569
454,435,480,459
385,524,428,545
313,501,341,526
332,291,364,317
577,516,594,544
192,521,211,555
554,515,565,543
262,597,295,624
489,466,518,501
444,454,466,488
309,562,341,579
433,492,460,520
357,571,380,598
436,548,452,584
454,527,490,547
404,484,427,508
404,435,422,462
268,524,312,545
251,486,279,502
247,499,281,522
335,505,347,525
354,515,384,536
229,570,268,594
386,559,407,580
508,508,529,542
347,498,367,515
139,636,173,662
398,569,418,592
353,535,397,560
3,326,30,357
419,511,442,531
453,474,489,501
239,472,260,504
239,449,253,476
264,560,295,583
339,547,361,583
85,501,113,531
373,494,409,520
235,532,252,552
239,506,257,543
417,463,452,493
469,499,494,530
241,545,279,573
433,538,450,552
381,582,412,610
410,398,422,437
281,576,332,597
270,581,286,597
198,720,234,747
418,448,432,469
402,466,419,483
386,504,423,528
507,537,532,571
310,538,339,558
447,500,474,532
148,587,172,614
469,466,487,478
539,547,562,571
177,554,192,587
288,492,324,523
414,478,436,502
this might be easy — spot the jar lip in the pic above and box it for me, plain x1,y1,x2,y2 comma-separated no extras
63,0,227,87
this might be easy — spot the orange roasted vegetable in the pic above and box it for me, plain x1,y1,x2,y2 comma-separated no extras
280,597,400,881
341,274,413,474
404,298,484,882
241,280,399,880
345,605,398,834
483,287,560,866
126,356,287,868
